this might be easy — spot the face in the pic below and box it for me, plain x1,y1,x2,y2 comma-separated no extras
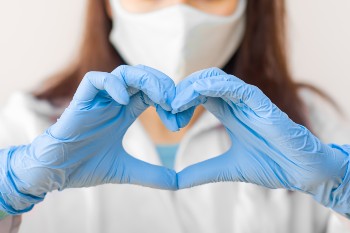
106,0,239,16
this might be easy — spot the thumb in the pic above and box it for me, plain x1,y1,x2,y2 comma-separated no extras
177,152,239,189
73,71,129,104
118,153,178,190
202,97,238,130
123,92,150,126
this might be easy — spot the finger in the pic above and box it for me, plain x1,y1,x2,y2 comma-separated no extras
193,75,276,116
123,93,183,132
193,76,299,139
171,85,207,113
112,65,175,111
176,107,196,128
134,64,176,102
135,64,176,90
156,107,179,131
123,92,150,125
177,152,237,189
201,97,239,129
176,67,227,94
118,154,178,190
135,65,196,131
73,71,130,105
194,76,323,164
132,65,179,131
172,68,226,113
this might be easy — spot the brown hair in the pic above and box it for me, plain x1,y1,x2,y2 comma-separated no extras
35,0,312,127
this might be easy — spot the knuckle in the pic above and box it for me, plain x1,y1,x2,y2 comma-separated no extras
209,67,225,75
135,64,146,69
112,65,127,76
83,71,97,79
138,72,152,87
118,64,128,72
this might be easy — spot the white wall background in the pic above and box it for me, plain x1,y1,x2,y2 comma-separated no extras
0,0,86,101
0,0,349,116
286,0,350,118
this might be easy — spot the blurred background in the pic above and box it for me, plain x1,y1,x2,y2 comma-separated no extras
0,0,349,116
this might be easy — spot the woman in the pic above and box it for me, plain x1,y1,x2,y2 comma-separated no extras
1,0,349,232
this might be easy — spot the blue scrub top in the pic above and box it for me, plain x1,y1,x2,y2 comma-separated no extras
155,144,179,169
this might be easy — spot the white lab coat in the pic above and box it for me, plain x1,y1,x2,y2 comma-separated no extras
0,90,349,233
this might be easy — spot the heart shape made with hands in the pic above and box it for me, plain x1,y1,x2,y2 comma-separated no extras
68,64,237,190
48,64,214,191
7,64,344,215
112,64,337,196
59,64,330,195
1,60,345,220
115,65,227,132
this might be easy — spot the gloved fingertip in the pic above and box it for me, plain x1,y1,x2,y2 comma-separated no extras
164,169,179,191
192,80,207,91
156,107,179,131
172,127,180,132
111,88,130,105
160,103,172,112
176,107,195,128
159,90,174,112
117,97,130,106
172,120,181,131
146,167,178,190
165,123,180,132
176,171,196,190
170,99,183,114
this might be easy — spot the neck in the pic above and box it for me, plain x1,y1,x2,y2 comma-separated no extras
139,106,205,145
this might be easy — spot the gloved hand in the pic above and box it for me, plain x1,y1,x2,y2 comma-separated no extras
172,68,350,217
0,65,182,215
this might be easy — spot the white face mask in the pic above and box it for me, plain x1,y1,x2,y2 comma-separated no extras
109,0,246,84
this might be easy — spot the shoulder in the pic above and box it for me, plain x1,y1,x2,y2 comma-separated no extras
298,87,350,144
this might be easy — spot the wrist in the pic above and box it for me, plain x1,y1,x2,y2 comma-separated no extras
316,145,350,215
329,156,350,215
0,146,42,215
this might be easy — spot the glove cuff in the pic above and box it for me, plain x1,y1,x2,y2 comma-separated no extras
0,146,42,215
327,145,350,217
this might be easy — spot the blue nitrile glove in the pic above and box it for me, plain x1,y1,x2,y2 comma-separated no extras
172,68,350,217
0,65,180,215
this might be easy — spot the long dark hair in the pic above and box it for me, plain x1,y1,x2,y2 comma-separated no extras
34,0,311,127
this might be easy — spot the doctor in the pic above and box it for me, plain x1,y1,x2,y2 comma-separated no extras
1,68,350,233
1,0,350,233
